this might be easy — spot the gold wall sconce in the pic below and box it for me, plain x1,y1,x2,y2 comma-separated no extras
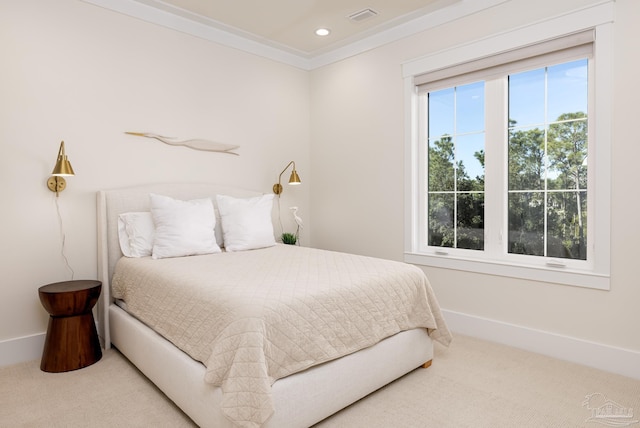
47,141,75,196
273,161,301,196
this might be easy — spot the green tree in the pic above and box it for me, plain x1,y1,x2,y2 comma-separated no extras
507,121,546,255
508,120,545,191
547,112,588,190
428,136,455,247
427,114,587,260
547,112,588,259
428,135,484,249
428,136,455,191
507,114,587,259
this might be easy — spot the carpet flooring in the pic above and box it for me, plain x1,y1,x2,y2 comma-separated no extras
1,334,639,427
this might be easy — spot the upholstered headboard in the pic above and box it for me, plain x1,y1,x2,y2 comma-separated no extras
96,183,270,347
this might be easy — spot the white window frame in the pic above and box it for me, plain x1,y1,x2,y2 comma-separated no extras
402,2,613,290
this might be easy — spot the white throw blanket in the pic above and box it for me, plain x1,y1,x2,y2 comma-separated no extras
112,245,451,427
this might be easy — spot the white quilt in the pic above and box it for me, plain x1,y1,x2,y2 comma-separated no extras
112,244,451,428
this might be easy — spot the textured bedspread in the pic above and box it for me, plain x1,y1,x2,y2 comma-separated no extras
112,244,451,428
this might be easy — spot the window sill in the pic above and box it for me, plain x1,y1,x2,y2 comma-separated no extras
404,252,609,290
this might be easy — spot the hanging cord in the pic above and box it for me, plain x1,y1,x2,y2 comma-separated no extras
54,196,75,280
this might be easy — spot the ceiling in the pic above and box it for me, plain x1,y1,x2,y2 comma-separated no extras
132,0,459,56
83,0,506,69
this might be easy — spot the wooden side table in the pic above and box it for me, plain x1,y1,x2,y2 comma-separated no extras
38,280,103,372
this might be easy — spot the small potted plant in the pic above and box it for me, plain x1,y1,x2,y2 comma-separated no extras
281,232,297,245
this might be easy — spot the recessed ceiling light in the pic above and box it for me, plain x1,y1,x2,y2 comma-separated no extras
315,28,330,37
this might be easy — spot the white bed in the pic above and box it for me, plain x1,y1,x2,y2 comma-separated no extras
97,183,450,428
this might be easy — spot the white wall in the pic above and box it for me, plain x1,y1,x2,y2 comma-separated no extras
0,0,310,356
310,0,640,361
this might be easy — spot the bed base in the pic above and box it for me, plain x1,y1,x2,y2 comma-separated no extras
97,183,435,427
110,303,433,428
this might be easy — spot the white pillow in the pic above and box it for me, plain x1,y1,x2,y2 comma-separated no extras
149,193,221,259
216,194,276,252
117,212,155,257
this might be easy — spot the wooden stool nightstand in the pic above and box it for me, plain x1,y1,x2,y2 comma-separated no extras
38,280,103,372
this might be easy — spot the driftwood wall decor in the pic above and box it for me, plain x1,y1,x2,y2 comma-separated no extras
125,132,239,156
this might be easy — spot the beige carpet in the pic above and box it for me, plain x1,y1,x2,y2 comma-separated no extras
1,335,639,427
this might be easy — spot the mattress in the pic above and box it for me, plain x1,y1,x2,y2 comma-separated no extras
112,244,451,428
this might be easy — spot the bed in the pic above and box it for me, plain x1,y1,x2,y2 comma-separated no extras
96,183,451,428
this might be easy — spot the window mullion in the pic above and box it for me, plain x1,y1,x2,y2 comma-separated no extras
483,78,507,260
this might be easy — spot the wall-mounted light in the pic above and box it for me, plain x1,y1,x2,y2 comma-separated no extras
273,161,301,196
46,141,75,196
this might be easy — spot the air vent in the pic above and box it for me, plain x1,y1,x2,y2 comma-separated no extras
347,8,379,22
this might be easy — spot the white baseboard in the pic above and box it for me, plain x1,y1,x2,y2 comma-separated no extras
442,309,640,380
0,333,46,368
4,312,639,381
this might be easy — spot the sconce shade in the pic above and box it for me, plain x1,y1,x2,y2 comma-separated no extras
289,170,301,185
51,158,74,176
273,161,301,195
51,141,75,176
47,141,74,195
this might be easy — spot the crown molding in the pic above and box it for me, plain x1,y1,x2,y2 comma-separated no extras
81,0,509,71
308,0,509,69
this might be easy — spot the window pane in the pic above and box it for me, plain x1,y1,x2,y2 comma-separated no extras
456,133,485,190
508,59,588,260
509,68,545,127
457,193,484,250
428,136,455,192
456,82,485,134
547,191,587,260
428,88,454,139
547,59,588,123
427,81,485,251
547,117,588,191
508,192,544,256
508,126,545,191
428,193,454,247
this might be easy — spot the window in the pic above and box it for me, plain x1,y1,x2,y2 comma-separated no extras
403,5,612,290
427,82,485,251
507,60,588,260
